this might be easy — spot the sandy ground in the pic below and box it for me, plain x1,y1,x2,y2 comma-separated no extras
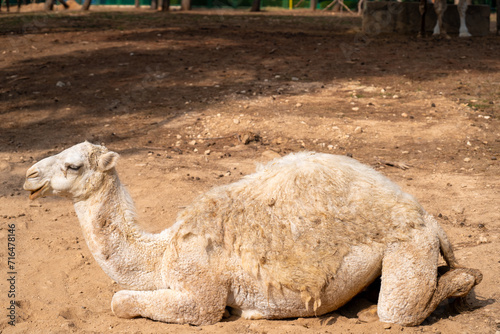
0,8,499,334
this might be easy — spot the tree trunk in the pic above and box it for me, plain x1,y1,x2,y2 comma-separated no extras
44,0,54,10
180,0,191,10
161,0,169,11
497,5,499,35
81,0,91,10
135,0,140,8
310,0,317,10
250,0,260,11
151,0,157,9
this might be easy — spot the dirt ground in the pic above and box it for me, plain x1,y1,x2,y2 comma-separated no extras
0,8,499,334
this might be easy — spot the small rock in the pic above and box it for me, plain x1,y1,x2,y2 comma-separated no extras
492,156,497,160
295,103,302,108
392,95,399,99
352,107,359,111
478,236,487,244
383,323,392,329
233,119,240,124
431,102,436,107
291,77,299,81
354,126,363,134
188,140,197,146
56,81,66,87
204,150,211,155
464,157,471,162
262,150,281,160
401,112,408,117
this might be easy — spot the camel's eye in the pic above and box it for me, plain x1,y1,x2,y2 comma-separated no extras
67,164,82,172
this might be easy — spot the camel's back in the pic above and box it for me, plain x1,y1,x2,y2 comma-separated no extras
174,152,427,307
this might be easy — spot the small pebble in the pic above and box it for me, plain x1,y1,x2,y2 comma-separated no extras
464,157,471,162
383,323,391,329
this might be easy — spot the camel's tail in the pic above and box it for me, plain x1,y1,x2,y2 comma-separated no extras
428,214,460,268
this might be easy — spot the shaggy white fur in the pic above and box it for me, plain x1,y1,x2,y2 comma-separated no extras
24,142,482,326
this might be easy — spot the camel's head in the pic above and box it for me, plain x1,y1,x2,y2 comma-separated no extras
24,142,119,201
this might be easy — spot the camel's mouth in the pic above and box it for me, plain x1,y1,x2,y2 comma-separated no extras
29,183,49,200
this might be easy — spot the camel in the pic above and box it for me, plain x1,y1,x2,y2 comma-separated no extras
420,0,472,37
23,141,482,326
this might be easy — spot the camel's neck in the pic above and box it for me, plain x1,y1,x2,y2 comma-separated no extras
73,171,169,290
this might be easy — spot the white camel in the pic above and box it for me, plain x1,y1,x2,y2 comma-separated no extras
24,141,482,326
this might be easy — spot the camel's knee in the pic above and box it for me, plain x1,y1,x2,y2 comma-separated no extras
111,290,140,319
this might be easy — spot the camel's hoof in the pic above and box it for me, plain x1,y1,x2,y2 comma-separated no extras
111,291,140,319
357,304,379,323
451,296,471,313
459,32,472,38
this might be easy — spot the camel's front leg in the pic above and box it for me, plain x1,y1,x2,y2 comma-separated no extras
111,287,228,325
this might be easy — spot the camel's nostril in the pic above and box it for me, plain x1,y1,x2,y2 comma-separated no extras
27,170,39,179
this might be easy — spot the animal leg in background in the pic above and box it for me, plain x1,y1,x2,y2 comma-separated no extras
432,0,447,36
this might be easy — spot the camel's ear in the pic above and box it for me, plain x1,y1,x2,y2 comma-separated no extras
98,151,119,171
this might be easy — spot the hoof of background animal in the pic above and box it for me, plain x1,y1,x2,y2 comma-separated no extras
112,291,140,319
459,32,472,37
432,33,450,40
357,304,379,323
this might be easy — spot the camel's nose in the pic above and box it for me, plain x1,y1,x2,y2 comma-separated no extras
26,166,39,180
